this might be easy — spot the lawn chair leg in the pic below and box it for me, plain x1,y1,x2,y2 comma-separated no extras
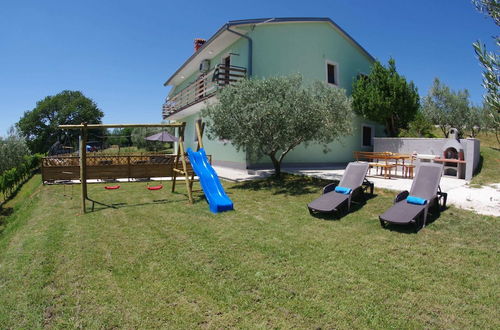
422,208,429,228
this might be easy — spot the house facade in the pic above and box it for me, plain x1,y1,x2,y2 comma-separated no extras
163,17,384,169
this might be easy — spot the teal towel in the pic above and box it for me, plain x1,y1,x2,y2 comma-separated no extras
407,196,427,205
335,186,352,195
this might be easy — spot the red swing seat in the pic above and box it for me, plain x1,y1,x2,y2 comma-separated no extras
104,185,120,190
147,185,163,191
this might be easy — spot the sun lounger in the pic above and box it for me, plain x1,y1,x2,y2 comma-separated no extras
379,163,447,232
308,162,373,216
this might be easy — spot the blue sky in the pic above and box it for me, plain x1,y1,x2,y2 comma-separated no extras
0,0,497,136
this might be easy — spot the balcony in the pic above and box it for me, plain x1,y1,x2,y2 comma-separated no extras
162,64,247,118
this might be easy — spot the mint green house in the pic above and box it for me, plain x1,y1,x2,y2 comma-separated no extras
163,17,384,169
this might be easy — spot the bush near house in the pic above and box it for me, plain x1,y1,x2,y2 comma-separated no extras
352,58,420,137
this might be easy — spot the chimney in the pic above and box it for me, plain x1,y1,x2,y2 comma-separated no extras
194,38,206,52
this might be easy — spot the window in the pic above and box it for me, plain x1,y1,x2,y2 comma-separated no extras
326,61,339,86
361,125,374,147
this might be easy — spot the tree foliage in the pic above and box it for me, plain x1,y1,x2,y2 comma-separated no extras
398,112,436,138
0,127,30,175
422,78,473,137
472,0,500,144
17,90,104,154
352,58,420,137
473,0,500,25
0,154,42,204
203,75,353,176
106,128,133,147
466,104,487,137
131,127,163,151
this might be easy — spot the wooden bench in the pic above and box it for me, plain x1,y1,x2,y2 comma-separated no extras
353,151,397,179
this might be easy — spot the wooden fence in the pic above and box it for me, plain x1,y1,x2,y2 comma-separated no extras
41,153,209,182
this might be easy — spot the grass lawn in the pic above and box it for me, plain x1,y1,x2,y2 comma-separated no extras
0,174,498,328
470,146,500,186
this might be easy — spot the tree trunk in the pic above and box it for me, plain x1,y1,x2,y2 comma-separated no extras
269,153,281,178
440,125,449,138
386,117,397,137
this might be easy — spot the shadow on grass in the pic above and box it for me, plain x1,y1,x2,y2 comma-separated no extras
474,155,484,176
308,193,378,221
382,205,448,234
232,173,330,196
87,193,207,213
0,171,38,209
0,207,14,235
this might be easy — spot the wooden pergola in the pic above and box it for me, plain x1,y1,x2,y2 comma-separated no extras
58,121,205,213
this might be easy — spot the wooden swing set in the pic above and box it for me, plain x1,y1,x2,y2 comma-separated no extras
54,121,205,213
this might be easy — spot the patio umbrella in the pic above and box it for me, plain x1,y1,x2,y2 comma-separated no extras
145,131,178,142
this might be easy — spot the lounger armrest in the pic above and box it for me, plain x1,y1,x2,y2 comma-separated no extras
394,190,409,204
322,182,339,194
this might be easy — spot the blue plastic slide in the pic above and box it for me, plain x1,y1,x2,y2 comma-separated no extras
186,148,234,213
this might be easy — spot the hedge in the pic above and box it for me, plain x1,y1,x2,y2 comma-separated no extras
0,154,43,203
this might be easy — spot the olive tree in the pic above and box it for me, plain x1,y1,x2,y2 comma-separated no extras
0,127,30,174
472,0,499,143
422,78,471,137
202,75,353,176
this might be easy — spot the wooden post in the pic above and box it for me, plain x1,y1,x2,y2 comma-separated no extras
178,134,194,204
195,120,204,151
171,126,183,193
127,155,131,182
172,123,193,203
190,121,206,189
79,122,88,213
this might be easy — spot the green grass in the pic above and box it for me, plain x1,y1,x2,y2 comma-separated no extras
0,174,498,328
471,146,500,186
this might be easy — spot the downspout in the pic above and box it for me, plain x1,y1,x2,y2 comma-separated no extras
226,26,252,77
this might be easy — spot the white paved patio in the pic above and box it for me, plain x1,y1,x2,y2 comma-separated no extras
213,165,500,217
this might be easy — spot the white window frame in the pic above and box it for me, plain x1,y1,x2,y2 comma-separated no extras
325,60,340,87
361,124,375,148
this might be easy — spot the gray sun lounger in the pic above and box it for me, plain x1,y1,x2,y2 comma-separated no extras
308,162,373,215
379,163,447,232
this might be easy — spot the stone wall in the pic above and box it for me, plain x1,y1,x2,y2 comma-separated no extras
374,137,481,180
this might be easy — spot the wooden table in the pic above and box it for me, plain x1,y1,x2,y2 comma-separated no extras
380,154,416,178
354,152,414,179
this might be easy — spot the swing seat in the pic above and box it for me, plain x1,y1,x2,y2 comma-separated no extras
147,185,163,191
104,185,121,190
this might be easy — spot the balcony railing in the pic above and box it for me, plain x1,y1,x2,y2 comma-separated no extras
163,64,246,118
